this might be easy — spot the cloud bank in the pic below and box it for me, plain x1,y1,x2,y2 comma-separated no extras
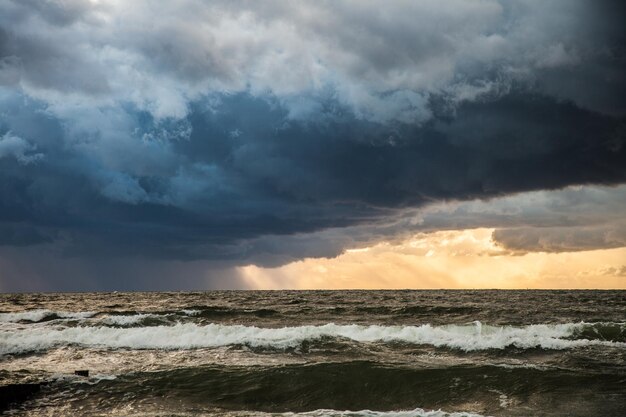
0,0,625,289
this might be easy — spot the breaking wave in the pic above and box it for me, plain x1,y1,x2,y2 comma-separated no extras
101,314,159,326
0,309,96,323
1,320,624,355
227,408,486,417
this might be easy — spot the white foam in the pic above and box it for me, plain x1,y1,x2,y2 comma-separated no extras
181,309,201,316
102,314,155,326
0,310,95,323
1,321,623,355
231,408,487,417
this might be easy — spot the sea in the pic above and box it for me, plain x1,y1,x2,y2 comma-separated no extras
0,290,624,417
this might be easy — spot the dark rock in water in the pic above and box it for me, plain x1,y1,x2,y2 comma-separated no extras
75,370,89,377
0,383,41,412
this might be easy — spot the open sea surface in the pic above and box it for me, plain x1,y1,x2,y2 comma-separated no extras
0,290,624,416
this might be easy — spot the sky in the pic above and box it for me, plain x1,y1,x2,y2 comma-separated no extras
0,0,625,291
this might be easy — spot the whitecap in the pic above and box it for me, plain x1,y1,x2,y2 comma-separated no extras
101,314,156,326
181,309,201,316
0,310,95,323
1,321,624,355
228,408,488,417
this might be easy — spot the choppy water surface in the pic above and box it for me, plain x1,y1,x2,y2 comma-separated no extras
0,290,624,416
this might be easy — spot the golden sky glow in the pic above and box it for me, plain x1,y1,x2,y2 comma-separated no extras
237,228,626,289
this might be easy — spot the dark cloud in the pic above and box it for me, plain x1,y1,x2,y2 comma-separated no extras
0,246,246,292
0,223,52,247
0,1,625,290
1,91,624,259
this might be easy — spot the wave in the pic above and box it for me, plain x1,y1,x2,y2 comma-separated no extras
94,307,277,324
228,408,486,417
51,361,622,416
1,321,624,355
396,306,480,316
570,321,626,342
0,309,95,323
101,314,158,326
0,309,209,327
185,306,280,318
181,309,201,316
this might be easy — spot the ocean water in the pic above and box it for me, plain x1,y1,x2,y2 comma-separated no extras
0,290,624,416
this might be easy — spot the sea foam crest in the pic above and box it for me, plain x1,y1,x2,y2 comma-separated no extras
1,321,624,355
101,314,156,326
241,408,486,417
0,309,95,323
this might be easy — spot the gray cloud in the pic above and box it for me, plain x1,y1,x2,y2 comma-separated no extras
282,184,626,262
0,131,43,164
417,185,626,253
0,1,625,290
1,0,623,120
493,224,626,253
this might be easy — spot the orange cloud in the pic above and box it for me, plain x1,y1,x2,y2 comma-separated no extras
237,228,626,289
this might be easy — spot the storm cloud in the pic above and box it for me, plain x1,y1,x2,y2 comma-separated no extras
0,0,625,290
